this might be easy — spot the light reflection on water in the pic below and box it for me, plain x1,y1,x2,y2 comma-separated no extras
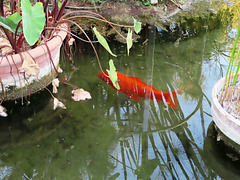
0,11,240,180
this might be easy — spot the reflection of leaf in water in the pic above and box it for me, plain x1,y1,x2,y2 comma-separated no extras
108,172,120,180
134,158,159,178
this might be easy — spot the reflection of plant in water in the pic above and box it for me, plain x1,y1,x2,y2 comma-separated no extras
95,23,215,179
104,91,212,179
218,0,240,29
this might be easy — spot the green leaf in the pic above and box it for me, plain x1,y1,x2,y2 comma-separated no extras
21,0,45,46
8,12,22,24
58,1,62,8
106,59,120,90
133,18,141,34
0,16,19,33
93,27,117,57
0,12,22,33
127,28,133,56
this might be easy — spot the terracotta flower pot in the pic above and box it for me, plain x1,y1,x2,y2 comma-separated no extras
211,76,240,145
0,24,68,99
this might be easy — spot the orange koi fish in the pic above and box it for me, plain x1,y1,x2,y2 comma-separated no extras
99,72,182,109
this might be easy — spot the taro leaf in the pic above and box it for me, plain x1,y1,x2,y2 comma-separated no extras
106,59,120,90
127,28,133,56
8,12,22,24
0,16,20,33
133,18,141,34
93,27,117,57
21,0,45,46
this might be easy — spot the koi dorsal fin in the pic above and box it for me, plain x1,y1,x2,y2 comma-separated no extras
129,76,142,82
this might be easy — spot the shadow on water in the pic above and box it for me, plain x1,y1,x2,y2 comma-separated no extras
1,4,240,180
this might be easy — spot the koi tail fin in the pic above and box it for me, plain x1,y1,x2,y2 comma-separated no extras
158,88,183,109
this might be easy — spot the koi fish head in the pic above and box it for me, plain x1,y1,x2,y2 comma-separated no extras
99,72,113,86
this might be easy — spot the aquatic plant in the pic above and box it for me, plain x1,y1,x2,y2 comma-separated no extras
0,0,141,116
219,17,240,114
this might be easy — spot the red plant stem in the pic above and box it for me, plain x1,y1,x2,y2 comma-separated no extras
61,10,127,39
58,20,105,74
1,28,16,52
0,0,3,16
41,34,78,89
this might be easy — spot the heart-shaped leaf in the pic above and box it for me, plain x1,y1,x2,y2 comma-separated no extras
133,18,141,34
21,0,45,46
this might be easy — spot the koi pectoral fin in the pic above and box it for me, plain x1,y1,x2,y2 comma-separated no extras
128,95,140,101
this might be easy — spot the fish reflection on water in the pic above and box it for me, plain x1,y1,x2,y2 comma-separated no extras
99,71,182,109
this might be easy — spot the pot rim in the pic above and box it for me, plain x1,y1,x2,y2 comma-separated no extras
0,23,68,67
212,75,240,126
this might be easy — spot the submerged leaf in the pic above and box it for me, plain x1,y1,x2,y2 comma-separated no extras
126,29,133,56
71,88,92,101
53,98,66,110
133,18,141,34
106,59,120,90
52,78,60,94
93,27,117,57
0,105,7,117
19,57,39,77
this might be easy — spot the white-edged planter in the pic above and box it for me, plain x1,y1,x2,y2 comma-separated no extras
0,24,68,99
211,76,240,145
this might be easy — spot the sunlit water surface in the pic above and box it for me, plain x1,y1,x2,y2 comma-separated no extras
0,10,240,180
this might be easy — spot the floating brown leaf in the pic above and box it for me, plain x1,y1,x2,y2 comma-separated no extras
52,78,60,94
71,88,91,101
0,105,7,117
53,97,66,110
19,57,39,77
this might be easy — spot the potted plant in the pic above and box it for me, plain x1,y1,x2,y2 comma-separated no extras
0,0,142,116
211,18,240,146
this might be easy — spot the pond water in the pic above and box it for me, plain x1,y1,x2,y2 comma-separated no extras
1,5,240,180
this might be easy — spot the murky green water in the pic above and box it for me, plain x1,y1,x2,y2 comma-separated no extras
1,5,240,180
